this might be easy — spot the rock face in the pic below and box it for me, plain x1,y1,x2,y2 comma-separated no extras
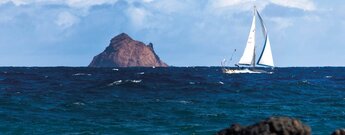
89,33,168,67
332,129,345,135
217,117,311,135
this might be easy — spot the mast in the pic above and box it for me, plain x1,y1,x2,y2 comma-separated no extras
253,5,256,68
252,0,256,68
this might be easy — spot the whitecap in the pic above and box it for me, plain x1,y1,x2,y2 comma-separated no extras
166,100,191,104
112,68,119,71
73,73,91,76
73,102,85,106
130,80,142,83
137,72,145,75
218,81,224,85
325,76,332,79
108,80,122,86
301,80,311,85
189,82,195,85
179,100,192,104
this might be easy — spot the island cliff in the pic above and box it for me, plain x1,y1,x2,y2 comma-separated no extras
88,33,168,67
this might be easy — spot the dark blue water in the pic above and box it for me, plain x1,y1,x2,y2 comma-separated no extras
0,67,344,134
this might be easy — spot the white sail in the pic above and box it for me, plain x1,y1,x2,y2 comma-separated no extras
238,14,256,66
256,10,274,67
257,35,274,66
256,9,267,37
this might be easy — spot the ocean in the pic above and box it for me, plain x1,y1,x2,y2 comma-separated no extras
0,67,344,134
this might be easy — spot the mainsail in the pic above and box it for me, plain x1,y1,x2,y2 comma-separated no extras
237,6,274,67
238,11,256,66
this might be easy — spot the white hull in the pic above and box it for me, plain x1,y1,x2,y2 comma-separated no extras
222,68,272,74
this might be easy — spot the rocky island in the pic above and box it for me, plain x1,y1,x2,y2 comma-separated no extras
89,33,168,67
217,117,345,135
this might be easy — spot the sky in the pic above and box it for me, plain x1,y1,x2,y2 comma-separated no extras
0,0,344,67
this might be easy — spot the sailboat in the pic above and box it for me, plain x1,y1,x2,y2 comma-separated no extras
223,6,274,74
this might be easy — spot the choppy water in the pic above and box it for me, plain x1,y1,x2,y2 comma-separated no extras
0,67,344,134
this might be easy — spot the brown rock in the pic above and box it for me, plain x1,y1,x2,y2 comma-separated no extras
217,117,311,135
89,33,168,67
332,129,345,135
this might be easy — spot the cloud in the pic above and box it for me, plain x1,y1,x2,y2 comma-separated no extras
269,17,294,31
126,6,151,29
211,0,248,8
0,0,317,31
0,0,27,6
270,0,315,11
0,0,119,29
142,0,155,3
55,11,79,29
0,0,118,9
209,0,316,11
0,0,316,13
65,0,118,9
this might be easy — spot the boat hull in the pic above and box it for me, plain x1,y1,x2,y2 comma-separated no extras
222,68,272,74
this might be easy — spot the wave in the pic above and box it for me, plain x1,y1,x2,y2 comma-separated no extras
325,76,332,78
189,82,196,85
137,72,145,75
0,67,344,135
150,99,193,104
73,73,92,76
130,80,142,83
73,102,85,106
107,79,142,86
108,80,123,86
178,100,193,104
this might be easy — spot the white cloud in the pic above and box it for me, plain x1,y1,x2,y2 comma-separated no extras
269,17,294,31
0,0,27,6
149,0,189,14
209,0,316,11
211,0,247,8
0,0,317,31
55,11,79,29
0,0,118,29
0,0,118,9
142,0,155,3
126,6,151,29
65,0,117,9
0,0,316,12
270,0,315,11
208,0,267,15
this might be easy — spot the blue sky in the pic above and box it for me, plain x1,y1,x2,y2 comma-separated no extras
0,0,343,67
